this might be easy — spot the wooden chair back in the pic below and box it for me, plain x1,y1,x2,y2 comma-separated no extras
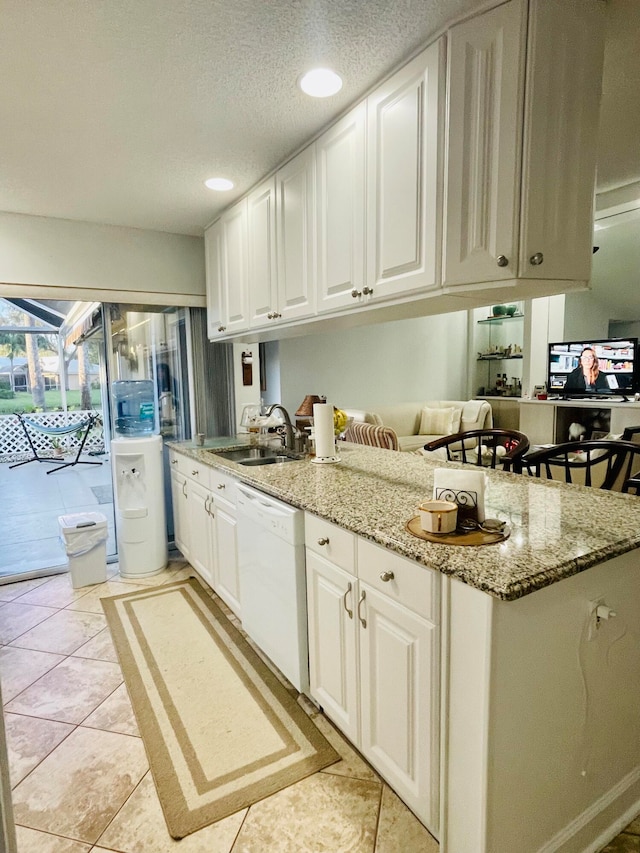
423,428,530,473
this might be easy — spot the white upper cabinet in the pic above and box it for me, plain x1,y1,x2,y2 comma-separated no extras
207,199,250,338
366,39,444,302
444,0,605,289
204,218,224,339
316,102,367,314
220,198,249,334
275,146,316,322
247,177,278,328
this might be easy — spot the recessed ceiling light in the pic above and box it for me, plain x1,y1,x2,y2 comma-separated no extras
205,177,234,191
299,68,343,98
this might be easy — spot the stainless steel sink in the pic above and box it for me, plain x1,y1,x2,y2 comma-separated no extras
209,446,302,465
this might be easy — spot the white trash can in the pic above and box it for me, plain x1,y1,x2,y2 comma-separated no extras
59,512,108,588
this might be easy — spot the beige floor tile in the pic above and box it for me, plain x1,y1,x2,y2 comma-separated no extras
374,785,438,853
9,608,107,655
0,646,65,703
12,725,148,844
64,580,148,613
0,576,50,602
5,712,74,786
0,602,57,644
71,625,119,662
15,825,91,852
82,684,139,736
308,710,379,784
626,816,640,835
97,772,247,853
602,833,640,851
13,573,92,609
5,655,122,723
233,772,381,853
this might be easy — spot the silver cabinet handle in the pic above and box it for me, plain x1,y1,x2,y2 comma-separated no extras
217,325,226,332
380,570,395,582
362,286,373,295
343,581,353,619
217,483,225,490
204,494,212,515
357,589,367,628
351,289,361,298
191,469,199,476
530,252,544,266
182,481,187,497
497,255,509,267
317,537,329,546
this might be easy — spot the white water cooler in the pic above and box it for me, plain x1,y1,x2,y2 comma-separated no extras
111,434,167,577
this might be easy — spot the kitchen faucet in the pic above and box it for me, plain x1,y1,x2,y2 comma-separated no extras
265,404,305,453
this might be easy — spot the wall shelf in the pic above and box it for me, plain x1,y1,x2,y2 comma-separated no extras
477,354,524,361
478,314,524,324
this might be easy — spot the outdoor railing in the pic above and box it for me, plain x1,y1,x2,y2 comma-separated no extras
0,411,106,462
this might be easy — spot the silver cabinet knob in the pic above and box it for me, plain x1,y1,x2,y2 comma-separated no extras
351,289,362,298
273,312,281,319
217,325,226,332
317,537,329,546
380,570,395,582
217,483,225,490
497,255,509,267
191,470,199,476
267,312,274,319
171,459,177,465
362,286,374,295
530,252,544,266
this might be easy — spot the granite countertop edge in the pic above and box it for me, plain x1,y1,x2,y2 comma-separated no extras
167,438,640,602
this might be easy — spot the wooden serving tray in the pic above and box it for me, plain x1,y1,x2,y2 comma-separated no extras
405,516,510,547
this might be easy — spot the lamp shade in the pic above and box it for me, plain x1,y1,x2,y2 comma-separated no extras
295,395,325,417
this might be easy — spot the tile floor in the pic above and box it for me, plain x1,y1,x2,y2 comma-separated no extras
0,560,638,852
0,453,115,581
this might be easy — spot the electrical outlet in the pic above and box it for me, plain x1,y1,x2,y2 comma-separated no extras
587,597,604,641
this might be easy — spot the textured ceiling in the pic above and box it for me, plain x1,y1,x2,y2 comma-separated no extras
1,0,637,237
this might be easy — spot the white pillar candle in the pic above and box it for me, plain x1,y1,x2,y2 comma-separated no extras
313,403,336,459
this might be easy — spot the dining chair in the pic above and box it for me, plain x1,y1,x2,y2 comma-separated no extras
342,421,399,451
523,438,640,491
423,428,530,473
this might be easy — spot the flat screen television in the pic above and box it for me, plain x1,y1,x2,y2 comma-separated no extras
547,338,640,399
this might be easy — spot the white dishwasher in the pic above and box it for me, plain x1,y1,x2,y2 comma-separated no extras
235,483,309,694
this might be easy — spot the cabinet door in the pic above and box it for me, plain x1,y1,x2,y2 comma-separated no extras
189,481,214,587
276,146,316,322
366,40,444,301
316,103,366,314
306,550,360,744
169,470,190,558
359,583,439,831
519,0,605,282
213,495,241,618
444,0,526,286
204,219,224,339
247,177,278,328
220,198,249,334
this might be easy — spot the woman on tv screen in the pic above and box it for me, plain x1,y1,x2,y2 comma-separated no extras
564,347,610,392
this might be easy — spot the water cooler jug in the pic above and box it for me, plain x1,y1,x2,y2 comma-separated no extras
111,381,166,577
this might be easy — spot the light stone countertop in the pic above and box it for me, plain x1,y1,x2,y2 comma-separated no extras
168,437,640,602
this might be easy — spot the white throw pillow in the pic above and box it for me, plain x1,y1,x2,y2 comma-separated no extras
419,406,462,436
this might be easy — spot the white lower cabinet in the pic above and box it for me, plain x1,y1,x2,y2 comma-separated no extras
305,514,440,833
210,470,241,618
169,452,240,617
169,468,190,559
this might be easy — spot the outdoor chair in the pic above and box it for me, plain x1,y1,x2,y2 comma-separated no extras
423,428,530,473
523,438,640,491
9,412,103,474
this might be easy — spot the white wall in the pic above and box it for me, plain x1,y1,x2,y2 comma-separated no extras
0,212,205,306
277,311,469,415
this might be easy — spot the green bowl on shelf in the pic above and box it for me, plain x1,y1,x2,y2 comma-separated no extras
492,304,507,317
505,304,518,316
